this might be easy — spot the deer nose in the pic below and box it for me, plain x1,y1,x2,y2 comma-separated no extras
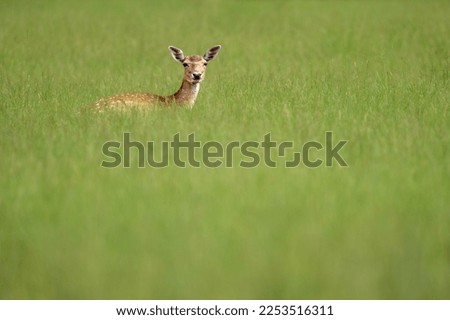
192,72,202,80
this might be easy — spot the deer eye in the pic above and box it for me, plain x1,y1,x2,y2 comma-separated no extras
183,63,189,68
204,63,208,66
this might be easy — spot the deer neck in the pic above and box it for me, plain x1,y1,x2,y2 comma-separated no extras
172,79,200,108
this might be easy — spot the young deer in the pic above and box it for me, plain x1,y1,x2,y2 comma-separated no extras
93,45,221,110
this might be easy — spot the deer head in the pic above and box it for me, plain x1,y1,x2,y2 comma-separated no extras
168,45,221,85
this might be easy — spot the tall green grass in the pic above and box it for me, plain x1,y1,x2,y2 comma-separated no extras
0,0,449,299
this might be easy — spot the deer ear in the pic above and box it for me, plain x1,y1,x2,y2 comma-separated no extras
203,45,221,62
168,46,185,63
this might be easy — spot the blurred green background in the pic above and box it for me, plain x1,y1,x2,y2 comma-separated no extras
0,0,449,299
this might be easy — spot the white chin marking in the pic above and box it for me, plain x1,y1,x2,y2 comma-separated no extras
192,82,200,99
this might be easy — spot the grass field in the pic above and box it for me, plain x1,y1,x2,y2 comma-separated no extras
0,0,449,299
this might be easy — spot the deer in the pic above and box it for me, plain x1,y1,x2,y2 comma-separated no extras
93,45,221,110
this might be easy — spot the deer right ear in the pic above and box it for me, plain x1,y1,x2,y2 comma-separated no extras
203,45,222,62
168,46,185,63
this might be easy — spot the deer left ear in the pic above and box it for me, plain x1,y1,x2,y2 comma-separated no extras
203,45,221,62
168,46,185,63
